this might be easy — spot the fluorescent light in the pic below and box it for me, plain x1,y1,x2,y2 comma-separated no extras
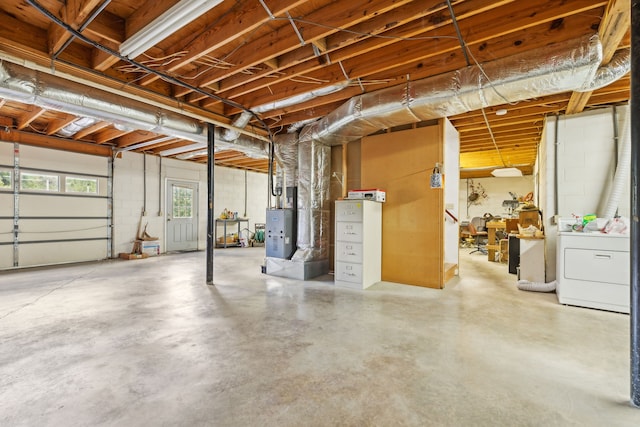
491,167,522,177
120,0,224,58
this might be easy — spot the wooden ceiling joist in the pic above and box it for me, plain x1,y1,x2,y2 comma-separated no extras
0,0,630,177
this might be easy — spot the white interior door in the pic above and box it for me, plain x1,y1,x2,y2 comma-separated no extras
166,180,198,251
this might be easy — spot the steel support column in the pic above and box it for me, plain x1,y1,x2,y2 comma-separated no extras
206,124,215,285
631,0,640,408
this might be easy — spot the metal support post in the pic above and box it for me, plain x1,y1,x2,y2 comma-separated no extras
631,0,640,408
206,123,215,285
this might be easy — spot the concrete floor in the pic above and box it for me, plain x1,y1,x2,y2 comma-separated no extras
1,248,639,426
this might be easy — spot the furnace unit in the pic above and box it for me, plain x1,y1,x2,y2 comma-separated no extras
265,187,297,259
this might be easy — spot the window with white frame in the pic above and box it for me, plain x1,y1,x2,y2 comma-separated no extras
65,176,98,194
0,170,10,189
20,172,59,192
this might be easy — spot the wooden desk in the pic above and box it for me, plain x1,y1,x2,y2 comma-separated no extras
486,221,506,262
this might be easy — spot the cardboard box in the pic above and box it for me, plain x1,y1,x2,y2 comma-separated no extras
217,236,236,244
142,241,161,256
347,188,386,202
119,252,149,260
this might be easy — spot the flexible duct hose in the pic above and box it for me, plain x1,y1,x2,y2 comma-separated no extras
517,279,557,293
601,106,631,219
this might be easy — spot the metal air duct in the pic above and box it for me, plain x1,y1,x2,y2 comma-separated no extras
0,60,269,158
577,47,630,92
299,35,603,146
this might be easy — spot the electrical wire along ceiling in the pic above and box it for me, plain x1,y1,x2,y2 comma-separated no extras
0,0,631,178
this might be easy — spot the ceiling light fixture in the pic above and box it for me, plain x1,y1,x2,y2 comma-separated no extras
495,108,508,116
480,107,522,178
119,0,224,58
491,167,523,177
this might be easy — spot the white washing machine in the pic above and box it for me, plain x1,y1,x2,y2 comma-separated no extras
556,232,630,313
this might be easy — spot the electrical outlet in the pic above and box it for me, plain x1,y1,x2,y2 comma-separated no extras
445,203,454,210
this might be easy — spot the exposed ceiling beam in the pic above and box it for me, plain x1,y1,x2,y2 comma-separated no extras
138,0,310,87
45,114,78,135
565,0,630,114
175,0,416,97
73,121,110,140
1,127,112,157
17,106,46,130
48,0,106,55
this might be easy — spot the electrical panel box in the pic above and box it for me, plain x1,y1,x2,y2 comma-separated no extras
266,209,295,259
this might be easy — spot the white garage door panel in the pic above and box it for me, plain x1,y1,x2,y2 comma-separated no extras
1,143,111,268
0,193,13,215
19,194,108,217
0,219,12,243
0,246,13,269
20,145,107,176
19,219,108,242
20,240,108,266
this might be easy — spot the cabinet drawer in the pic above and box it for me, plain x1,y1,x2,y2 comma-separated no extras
335,201,363,222
335,262,363,284
564,248,629,285
336,222,363,242
336,241,363,263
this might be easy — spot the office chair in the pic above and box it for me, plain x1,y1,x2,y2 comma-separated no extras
467,221,488,254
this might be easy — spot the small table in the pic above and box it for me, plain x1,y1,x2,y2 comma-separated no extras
485,221,506,262
215,218,249,248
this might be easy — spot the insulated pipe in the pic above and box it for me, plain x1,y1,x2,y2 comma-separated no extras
299,35,602,146
0,59,270,157
222,82,350,141
577,48,630,92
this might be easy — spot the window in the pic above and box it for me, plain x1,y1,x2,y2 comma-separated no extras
0,170,10,189
65,176,98,194
172,186,193,218
20,172,59,192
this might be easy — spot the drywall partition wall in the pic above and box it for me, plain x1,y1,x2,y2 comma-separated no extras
540,105,629,282
0,142,109,269
112,151,269,256
361,124,444,288
443,118,460,275
460,176,535,220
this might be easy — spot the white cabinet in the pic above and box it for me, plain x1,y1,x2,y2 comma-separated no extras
556,232,630,313
518,238,545,283
334,200,382,289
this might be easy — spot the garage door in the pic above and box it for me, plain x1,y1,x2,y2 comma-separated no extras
0,143,110,269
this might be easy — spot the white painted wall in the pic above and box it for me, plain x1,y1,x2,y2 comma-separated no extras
540,105,629,281
459,175,535,221
113,151,270,256
443,118,460,268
